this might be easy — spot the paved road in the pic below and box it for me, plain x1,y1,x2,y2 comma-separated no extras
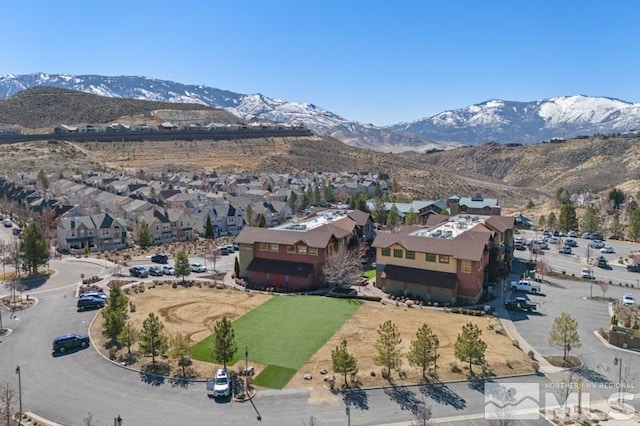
2,246,638,425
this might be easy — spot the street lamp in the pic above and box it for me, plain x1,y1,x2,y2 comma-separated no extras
114,415,122,426
614,357,623,403
245,346,249,398
15,366,22,426
346,406,351,426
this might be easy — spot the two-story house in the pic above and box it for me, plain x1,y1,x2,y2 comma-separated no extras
235,210,364,290
372,214,514,305
57,209,127,253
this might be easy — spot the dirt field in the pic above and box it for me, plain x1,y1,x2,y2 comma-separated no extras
90,286,534,396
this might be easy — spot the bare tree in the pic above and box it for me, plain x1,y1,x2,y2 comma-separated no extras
321,245,366,288
598,281,609,299
411,400,433,426
303,416,320,426
0,382,16,426
205,244,221,272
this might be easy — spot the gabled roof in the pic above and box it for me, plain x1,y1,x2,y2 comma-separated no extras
483,215,515,233
347,209,371,227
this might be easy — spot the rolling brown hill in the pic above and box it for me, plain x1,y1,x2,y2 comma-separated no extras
1,87,636,207
0,86,239,130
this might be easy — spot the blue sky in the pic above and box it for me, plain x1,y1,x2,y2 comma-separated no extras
3,0,639,125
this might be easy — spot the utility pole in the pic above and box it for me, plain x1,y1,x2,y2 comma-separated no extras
15,366,22,426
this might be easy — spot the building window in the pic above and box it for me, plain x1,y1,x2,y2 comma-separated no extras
270,243,279,252
309,247,318,256
381,248,391,257
406,250,415,260
461,259,472,273
260,242,268,251
287,245,295,254
393,249,403,258
426,253,436,262
297,245,307,254
155,225,160,231
439,255,450,264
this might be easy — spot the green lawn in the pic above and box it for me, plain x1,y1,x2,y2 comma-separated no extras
192,296,362,387
252,365,297,390
362,269,376,279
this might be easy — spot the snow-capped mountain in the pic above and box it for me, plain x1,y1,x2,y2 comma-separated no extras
392,96,640,144
0,73,439,152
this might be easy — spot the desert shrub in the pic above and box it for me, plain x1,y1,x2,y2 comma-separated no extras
531,361,540,372
528,350,535,359
505,359,512,369
172,283,177,289
449,360,460,373
512,339,520,348
451,307,460,313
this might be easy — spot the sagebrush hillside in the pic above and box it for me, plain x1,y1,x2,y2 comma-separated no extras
0,86,239,129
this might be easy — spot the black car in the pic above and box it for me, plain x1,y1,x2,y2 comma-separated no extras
77,296,105,311
151,253,169,264
504,297,537,312
52,333,90,353
627,263,640,273
129,266,148,278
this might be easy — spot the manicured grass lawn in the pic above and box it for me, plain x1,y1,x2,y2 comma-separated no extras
192,296,361,387
362,269,376,279
251,365,297,390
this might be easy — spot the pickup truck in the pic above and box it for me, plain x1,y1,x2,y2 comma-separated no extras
510,280,541,293
505,297,537,312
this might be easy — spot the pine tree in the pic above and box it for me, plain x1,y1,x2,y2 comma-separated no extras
135,222,154,249
118,322,139,355
174,249,191,283
204,214,215,239
405,207,419,226
139,313,168,367
627,208,640,242
331,339,358,387
373,320,402,378
211,316,237,369
169,333,193,377
453,322,487,375
17,222,50,275
102,285,129,343
548,313,581,361
580,205,602,234
558,203,579,233
407,324,440,379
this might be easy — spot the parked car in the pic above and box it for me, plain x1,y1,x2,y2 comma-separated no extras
80,291,107,300
52,333,90,353
559,246,572,254
77,295,106,311
504,297,538,312
600,246,615,254
148,266,164,276
232,244,239,251
162,265,175,275
622,294,636,305
218,247,229,256
567,230,578,238
3,219,12,227
582,233,592,239
596,256,608,268
547,236,560,244
581,267,594,279
190,263,206,273
627,263,640,273
564,239,577,247
207,368,231,398
151,253,169,264
589,240,605,249
510,280,541,293
129,266,149,278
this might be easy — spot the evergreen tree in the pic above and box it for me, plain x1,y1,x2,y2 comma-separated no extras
580,205,602,234
610,211,623,240
407,324,440,379
548,313,581,361
386,205,400,229
139,313,168,367
453,322,487,375
234,257,240,278
537,215,546,229
300,192,310,210
118,322,139,355
288,192,298,212
609,188,625,210
102,285,128,343
372,199,388,226
555,187,571,205
204,214,215,239
244,204,254,227
558,203,579,232
547,212,558,230
331,339,358,387
405,207,419,226
135,222,154,249
628,208,640,242
169,333,193,377
323,183,335,204
257,214,266,228
373,320,402,378
312,186,321,206
37,169,50,191
211,316,237,369
17,222,50,275
174,249,191,283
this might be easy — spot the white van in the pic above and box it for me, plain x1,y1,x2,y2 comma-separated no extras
510,280,541,293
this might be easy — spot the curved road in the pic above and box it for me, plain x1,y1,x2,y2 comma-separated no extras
0,255,555,425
